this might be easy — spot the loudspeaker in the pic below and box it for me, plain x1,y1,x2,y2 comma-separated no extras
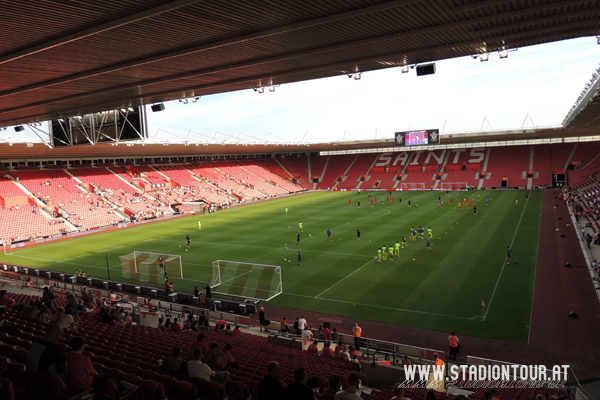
151,103,165,112
416,63,436,76
14,125,24,132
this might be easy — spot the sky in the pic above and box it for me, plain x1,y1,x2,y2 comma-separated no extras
147,36,600,143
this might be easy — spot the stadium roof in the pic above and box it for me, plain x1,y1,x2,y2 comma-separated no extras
2,0,600,131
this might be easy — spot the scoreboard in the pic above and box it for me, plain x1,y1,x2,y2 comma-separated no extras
395,129,440,146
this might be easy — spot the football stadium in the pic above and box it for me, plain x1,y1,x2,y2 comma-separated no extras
0,1,600,400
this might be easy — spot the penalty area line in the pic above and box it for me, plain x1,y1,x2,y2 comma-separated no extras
315,257,376,298
286,292,480,321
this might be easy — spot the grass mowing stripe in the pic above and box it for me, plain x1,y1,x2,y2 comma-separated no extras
483,190,530,321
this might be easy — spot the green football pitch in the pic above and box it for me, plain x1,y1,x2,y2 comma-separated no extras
0,190,541,343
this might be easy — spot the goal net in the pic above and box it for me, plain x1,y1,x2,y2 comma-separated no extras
119,251,183,284
401,182,425,191
440,182,468,190
211,260,282,301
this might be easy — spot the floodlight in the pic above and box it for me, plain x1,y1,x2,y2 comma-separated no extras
353,73,361,80
127,107,134,112
499,48,508,59
120,108,127,112
257,87,264,93
191,97,199,102
401,65,409,73
480,52,489,62
268,85,275,92
182,98,188,104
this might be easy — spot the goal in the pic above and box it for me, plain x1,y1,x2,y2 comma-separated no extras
211,260,282,301
440,182,468,191
119,251,183,284
401,182,425,191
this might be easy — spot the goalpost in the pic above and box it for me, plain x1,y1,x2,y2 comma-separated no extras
439,182,468,191
211,260,282,301
400,182,425,191
119,251,183,284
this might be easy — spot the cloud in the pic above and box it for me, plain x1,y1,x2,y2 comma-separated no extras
147,37,600,142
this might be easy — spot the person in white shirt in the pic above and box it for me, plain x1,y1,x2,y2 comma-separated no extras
335,372,362,400
298,316,307,331
187,348,228,384
301,327,313,341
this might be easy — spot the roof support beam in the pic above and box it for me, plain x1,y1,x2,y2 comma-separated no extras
0,0,203,66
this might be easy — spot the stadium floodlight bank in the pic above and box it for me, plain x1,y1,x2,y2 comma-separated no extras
211,260,282,302
120,251,183,283
401,183,426,191
440,182,468,190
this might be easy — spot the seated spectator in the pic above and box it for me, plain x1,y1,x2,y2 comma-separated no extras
232,325,242,338
204,342,219,367
217,343,238,370
159,345,188,374
101,308,115,324
50,307,64,324
67,336,134,395
26,324,66,377
21,300,37,319
216,318,226,331
349,345,358,359
322,373,341,397
339,346,350,362
189,333,208,359
171,318,182,332
164,318,171,329
306,340,319,355
284,367,315,400
426,389,438,400
224,324,232,335
320,341,334,358
307,375,320,396
30,301,43,321
122,312,132,325
37,305,52,324
391,385,411,400
116,308,126,322
57,308,77,330
335,372,360,400
188,348,229,384
0,290,25,311
157,318,166,329
258,361,284,400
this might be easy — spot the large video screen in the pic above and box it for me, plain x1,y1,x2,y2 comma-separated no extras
395,129,439,146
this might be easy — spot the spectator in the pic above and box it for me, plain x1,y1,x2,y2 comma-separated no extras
217,343,238,370
188,348,229,384
171,318,182,332
335,372,360,400
391,385,411,400
426,390,438,400
216,318,226,331
334,341,345,359
66,291,79,317
280,317,289,335
67,336,134,395
116,308,126,322
122,312,132,325
302,327,313,341
232,325,242,338
26,324,66,377
293,317,300,334
0,290,25,311
189,333,207,359
81,287,92,306
42,286,55,310
157,318,166,329
159,345,188,374
37,305,52,324
21,299,37,319
298,315,307,331
284,367,315,400
322,325,331,340
204,342,219,366
321,341,334,358
194,286,200,297
306,340,319,355
307,376,320,396
259,307,267,332
57,308,77,330
352,323,362,350
258,361,284,400
322,373,341,397
224,324,232,335
331,327,339,342
164,318,171,329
